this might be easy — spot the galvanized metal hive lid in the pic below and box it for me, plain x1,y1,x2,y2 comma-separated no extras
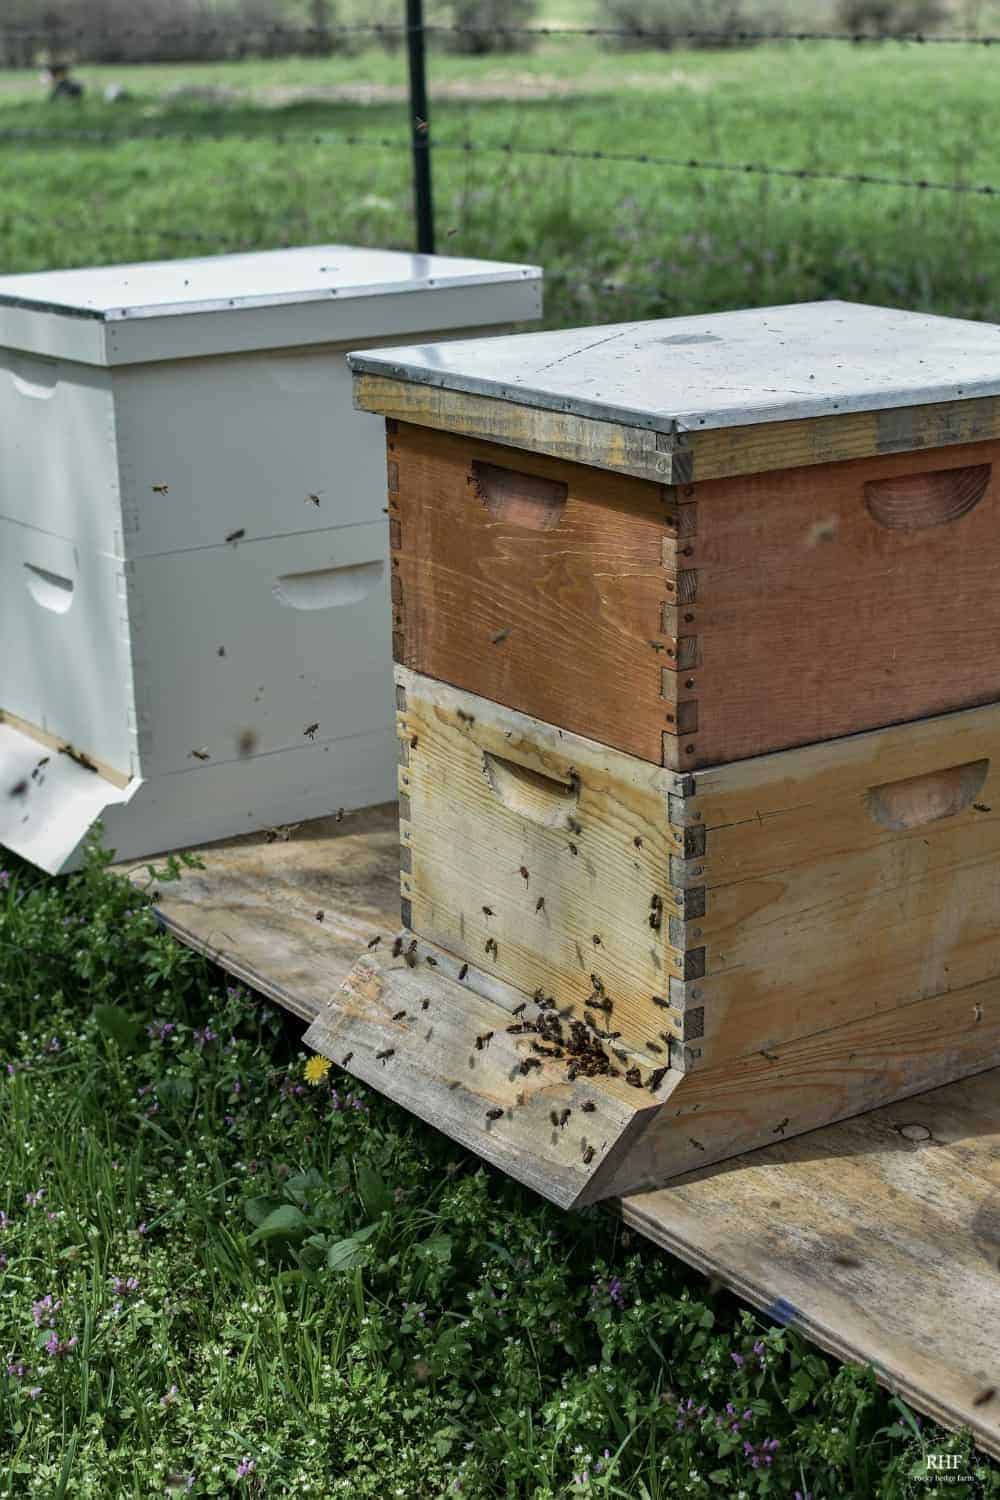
0,245,542,366
349,300,1000,436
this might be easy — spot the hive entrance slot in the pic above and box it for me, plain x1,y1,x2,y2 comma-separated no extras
866,759,989,831
482,751,579,828
471,460,567,530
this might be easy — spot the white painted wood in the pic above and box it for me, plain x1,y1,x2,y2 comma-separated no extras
0,719,397,873
0,519,136,773
348,299,1000,436
129,524,391,777
0,245,543,869
0,245,542,365
0,353,120,552
113,347,391,556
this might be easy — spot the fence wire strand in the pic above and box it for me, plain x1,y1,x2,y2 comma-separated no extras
4,124,999,202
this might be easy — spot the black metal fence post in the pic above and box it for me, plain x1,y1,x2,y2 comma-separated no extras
405,0,435,254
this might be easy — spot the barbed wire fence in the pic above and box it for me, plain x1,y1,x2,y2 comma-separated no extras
1,9,997,320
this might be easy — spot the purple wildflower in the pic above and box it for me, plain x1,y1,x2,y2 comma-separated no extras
236,1457,256,1478
6,1361,29,1378
795,1492,814,1500
45,1037,61,1054
608,1276,624,1307
743,1437,780,1469
753,1339,765,1357
224,1114,236,1126
160,1384,179,1407
594,1450,612,1474
146,1020,176,1041
27,1386,41,1399
137,1221,149,1237
0,870,9,888
24,1190,44,1208
110,1275,140,1299
193,1026,218,1048
675,1396,706,1431
32,1295,61,1328
0,1254,7,1269
44,1334,77,1359
0,1210,10,1229
730,1351,745,1367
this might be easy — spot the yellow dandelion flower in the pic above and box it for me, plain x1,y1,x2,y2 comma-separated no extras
304,1055,332,1086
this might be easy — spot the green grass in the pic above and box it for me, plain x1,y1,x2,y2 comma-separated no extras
1,839,997,1498
2,37,1000,327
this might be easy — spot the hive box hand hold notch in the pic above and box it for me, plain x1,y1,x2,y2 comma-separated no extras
0,245,542,872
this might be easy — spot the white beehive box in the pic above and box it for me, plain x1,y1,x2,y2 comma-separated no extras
0,245,543,871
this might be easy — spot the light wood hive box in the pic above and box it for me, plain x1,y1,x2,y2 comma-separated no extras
311,303,1000,1208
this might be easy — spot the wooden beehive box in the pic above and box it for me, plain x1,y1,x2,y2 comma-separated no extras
309,302,1000,1205
352,301,1000,770
0,246,542,872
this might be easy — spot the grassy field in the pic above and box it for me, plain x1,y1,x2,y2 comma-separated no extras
1,839,997,1498
3,30,1000,1499
2,35,1000,327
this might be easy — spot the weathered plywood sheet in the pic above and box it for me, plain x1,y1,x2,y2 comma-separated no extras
622,1068,1000,1459
117,804,401,1022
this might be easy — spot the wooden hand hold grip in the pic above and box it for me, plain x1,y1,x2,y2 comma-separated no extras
864,464,990,531
866,759,989,831
482,751,580,828
471,461,568,530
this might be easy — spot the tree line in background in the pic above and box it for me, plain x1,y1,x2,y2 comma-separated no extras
0,0,988,66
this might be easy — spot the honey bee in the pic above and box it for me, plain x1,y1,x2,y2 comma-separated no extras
486,1107,504,1121
375,1048,395,1062
151,483,169,494
475,1032,494,1051
582,1145,595,1164
531,1043,562,1058
482,905,494,917
224,527,245,544
8,779,28,799
392,1010,407,1021
306,492,322,507
568,843,578,856
647,1066,669,1091
420,999,430,1011
592,935,602,947
217,646,226,657
342,1052,353,1066
772,1117,789,1135
404,948,418,969
485,938,498,959
188,747,210,762
303,722,320,740
651,995,669,1010
237,728,258,757
410,735,419,749
625,1067,643,1087
581,1100,596,1113
335,807,345,822
519,866,529,883
426,956,438,967
392,936,404,957
458,963,469,980
490,628,511,645
315,910,324,922
367,936,381,950
519,1057,541,1075
557,1108,571,1128
535,897,545,913
511,1002,526,1018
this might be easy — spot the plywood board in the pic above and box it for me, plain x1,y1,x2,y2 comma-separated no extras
117,804,402,1021
621,1069,1000,1460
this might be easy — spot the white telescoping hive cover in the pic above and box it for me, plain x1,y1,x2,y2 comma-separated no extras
348,299,1000,436
0,245,542,365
